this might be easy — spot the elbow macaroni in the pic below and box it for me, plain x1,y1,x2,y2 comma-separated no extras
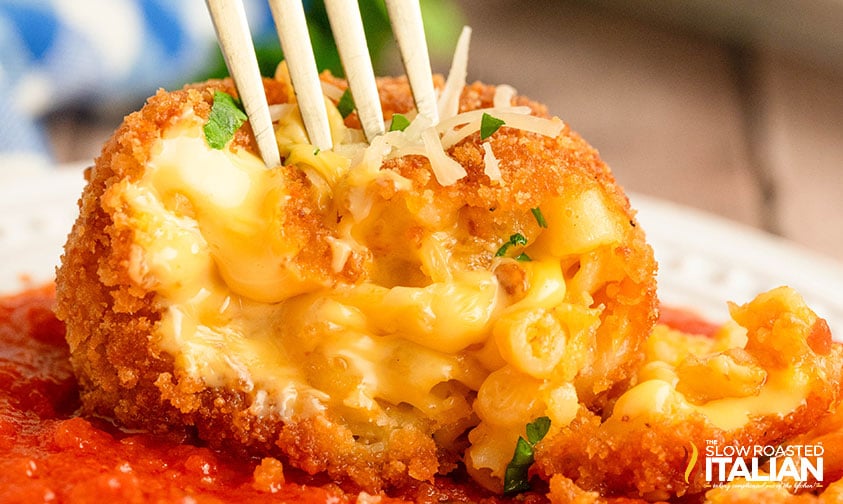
126,98,645,492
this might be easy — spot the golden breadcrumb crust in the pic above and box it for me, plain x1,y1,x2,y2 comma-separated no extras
55,75,657,491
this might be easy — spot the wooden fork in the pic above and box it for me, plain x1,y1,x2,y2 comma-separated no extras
205,0,439,167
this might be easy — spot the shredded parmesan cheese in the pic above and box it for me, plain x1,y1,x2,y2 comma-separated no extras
493,85,517,108
437,107,532,134
382,114,431,158
437,107,564,150
482,142,502,182
495,112,564,138
289,24,563,190
439,107,529,149
437,26,472,121
421,127,467,186
268,104,296,123
320,80,345,102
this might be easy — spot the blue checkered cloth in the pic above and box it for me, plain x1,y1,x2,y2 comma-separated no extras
0,0,274,166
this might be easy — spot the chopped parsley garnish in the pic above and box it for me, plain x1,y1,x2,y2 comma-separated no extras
526,416,552,443
515,252,532,262
337,89,356,118
510,233,528,247
495,233,528,257
204,91,248,149
503,416,551,495
531,207,548,228
480,113,505,140
389,113,411,132
313,147,321,156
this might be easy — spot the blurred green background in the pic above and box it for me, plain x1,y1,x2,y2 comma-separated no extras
203,0,465,80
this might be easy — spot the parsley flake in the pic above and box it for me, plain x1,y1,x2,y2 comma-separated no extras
510,233,528,247
526,416,551,444
480,113,505,140
515,252,532,262
204,91,248,149
531,207,548,228
503,416,551,495
337,89,355,118
495,232,528,257
389,113,411,132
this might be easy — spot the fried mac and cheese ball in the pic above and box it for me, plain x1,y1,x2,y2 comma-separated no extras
55,73,657,492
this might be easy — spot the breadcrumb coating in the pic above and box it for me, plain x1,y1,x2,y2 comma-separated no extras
54,72,842,502
55,74,657,492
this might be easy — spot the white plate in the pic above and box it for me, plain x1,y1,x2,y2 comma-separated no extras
634,193,843,335
0,167,87,293
1,167,841,337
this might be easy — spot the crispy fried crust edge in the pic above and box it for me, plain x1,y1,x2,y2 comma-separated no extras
55,76,657,491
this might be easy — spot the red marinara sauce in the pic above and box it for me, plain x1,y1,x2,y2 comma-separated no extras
0,285,548,504
657,304,721,338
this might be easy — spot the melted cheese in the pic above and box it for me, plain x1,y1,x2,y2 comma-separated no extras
118,80,834,499
123,77,625,488
145,131,322,305
124,109,505,430
612,354,812,431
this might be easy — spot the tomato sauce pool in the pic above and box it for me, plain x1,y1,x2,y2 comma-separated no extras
0,286,550,503
0,285,710,503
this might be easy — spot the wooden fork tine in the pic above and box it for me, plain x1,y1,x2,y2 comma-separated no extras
208,0,437,153
385,0,439,125
324,0,385,142
268,0,333,151
205,0,281,168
